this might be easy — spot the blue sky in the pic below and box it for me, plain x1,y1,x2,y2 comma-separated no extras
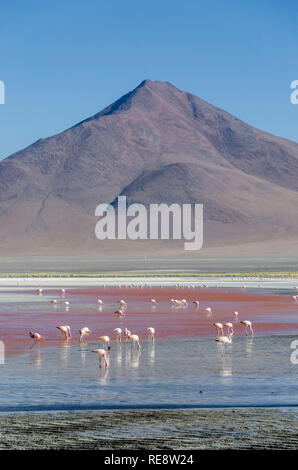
0,0,297,159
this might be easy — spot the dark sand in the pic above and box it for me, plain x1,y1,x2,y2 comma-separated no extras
0,408,297,450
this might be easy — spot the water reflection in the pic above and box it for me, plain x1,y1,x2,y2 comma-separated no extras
30,349,44,369
219,356,233,377
59,341,71,366
148,342,155,365
113,344,122,367
80,346,87,366
245,338,254,357
125,345,141,369
130,350,141,369
97,365,109,383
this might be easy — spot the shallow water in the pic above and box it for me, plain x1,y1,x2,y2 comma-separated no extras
0,335,297,412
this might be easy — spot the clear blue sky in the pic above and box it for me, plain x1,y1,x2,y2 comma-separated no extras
0,0,297,159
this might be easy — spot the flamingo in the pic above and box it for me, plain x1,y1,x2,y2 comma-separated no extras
234,311,239,317
213,322,224,335
124,328,131,341
114,309,125,316
119,300,127,309
206,307,212,313
61,288,66,294
127,334,141,350
97,299,104,305
181,299,188,307
114,328,122,342
50,299,58,304
91,349,108,368
151,299,156,305
28,331,44,347
147,327,155,340
214,333,233,356
64,301,70,307
56,325,71,338
193,301,200,307
98,335,111,350
224,322,234,334
37,288,43,294
240,320,254,336
79,327,91,342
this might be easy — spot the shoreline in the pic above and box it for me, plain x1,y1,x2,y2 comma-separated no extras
0,274,298,287
0,408,297,449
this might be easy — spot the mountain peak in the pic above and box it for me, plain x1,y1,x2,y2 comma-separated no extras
1,79,298,256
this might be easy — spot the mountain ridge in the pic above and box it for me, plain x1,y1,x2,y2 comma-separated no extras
0,79,297,256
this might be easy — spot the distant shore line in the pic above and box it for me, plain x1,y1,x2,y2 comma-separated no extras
0,272,298,278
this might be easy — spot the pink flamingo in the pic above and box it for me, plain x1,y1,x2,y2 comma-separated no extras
91,349,108,368
147,327,155,340
79,327,91,342
127,334,141,350
213,322,224,335
98,335,111,350
114,328,122,342
214,333,233,356
224,322,234,335
240,320,254,336
28,331,44,348
56,325,71,339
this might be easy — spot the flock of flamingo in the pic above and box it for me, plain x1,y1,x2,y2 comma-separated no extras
27,286,257,367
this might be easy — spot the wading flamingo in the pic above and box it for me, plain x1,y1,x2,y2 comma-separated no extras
193,301,200,307
147,327,155,340
224,322,234,335
37,288,43,294
79,327,91,342
114,309,125,316
124,328,131,341
114,328,122,342
240,320,254,336
127,334,141,350
206,307,212,313
63,301,70,307
213,322,224,335
50,300,58,304
61,288,66,294
56,325,71,338
214,333,233,356
151,299,156,305
28,331,44,348
98,335,111,350
97,299,104,305
119,300,127,309
91,349,108,368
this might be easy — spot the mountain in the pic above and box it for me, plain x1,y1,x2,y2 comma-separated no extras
0,79,298,257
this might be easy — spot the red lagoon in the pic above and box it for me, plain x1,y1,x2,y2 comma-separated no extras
0,286,297,357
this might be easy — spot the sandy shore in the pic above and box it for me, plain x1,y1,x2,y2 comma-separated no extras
0,408,297,450
0,276,298,287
